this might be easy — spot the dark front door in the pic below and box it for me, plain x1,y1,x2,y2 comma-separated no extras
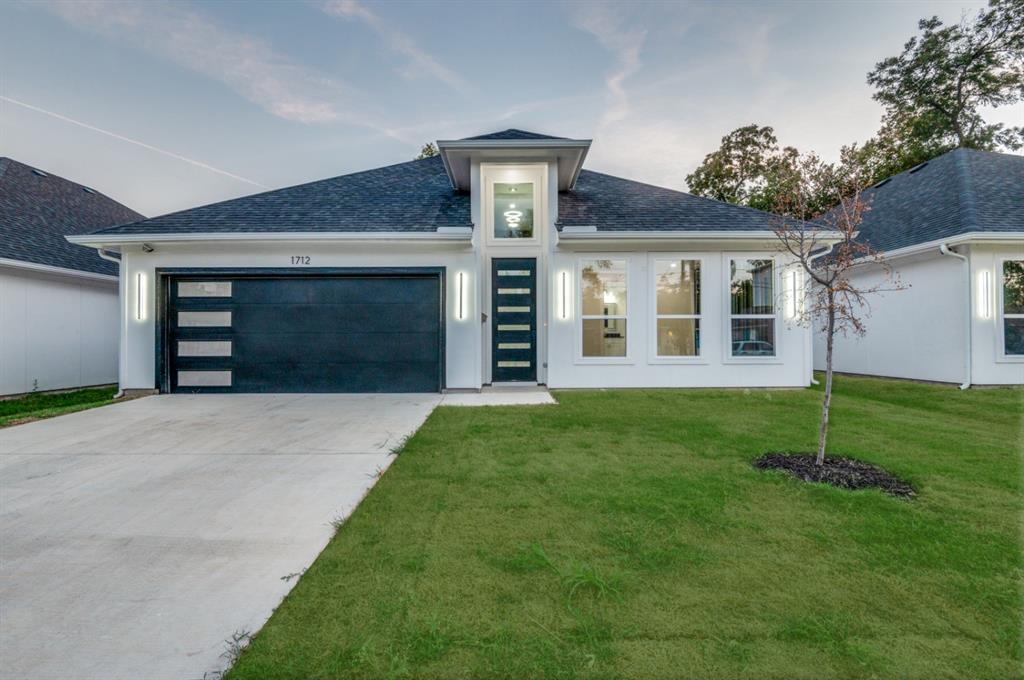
164,272,443,393
491,258,537,382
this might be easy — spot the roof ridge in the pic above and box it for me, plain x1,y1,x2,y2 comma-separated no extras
953,147,980,232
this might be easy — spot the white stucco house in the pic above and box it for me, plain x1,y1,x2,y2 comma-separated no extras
66,129,831,395
813,148,1023,387
1,158,142,396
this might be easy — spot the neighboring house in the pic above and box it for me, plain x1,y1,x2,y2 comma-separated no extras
0,158,143,396
67,129,830,394
812,148,1024,386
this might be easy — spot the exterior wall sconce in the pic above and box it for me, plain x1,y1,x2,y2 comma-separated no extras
136,272,147,321
978,270,992,319
559,270,570,320
786,269,799,320
456,271,466,320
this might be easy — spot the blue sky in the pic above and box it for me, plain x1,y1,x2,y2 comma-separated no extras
1,0,1017,217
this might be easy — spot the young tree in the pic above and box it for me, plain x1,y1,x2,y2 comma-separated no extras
771,156,900,465
416,142,438,159
865,0,1024,167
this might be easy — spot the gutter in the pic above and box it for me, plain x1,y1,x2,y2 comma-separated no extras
858,231,1024,265
939,243,972,390
65,228,474,249
0,257,118,283
555,229,845,244
94,249,126,399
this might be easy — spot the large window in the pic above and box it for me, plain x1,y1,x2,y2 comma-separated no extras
493,182,534,239
654,259,701,357
1003,260,1024,356
581,259,627,357
729,258,775,357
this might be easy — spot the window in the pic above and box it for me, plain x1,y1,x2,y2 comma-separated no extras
654,259,701,357
1003,260,1024,356
493,182,534,239
729,258,775,357
580,259,627,357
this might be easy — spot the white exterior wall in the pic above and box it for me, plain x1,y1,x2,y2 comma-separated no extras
812,254,966,383
117,242,480,391
969,244,1024,385
548,248,811,388
812,243,1024,386
0,267,119,395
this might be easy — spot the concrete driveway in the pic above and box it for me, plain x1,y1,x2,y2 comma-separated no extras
0,393,441,680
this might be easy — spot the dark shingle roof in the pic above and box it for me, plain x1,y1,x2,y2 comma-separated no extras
845,148,1024,253
89,146,789,238
463,129,568,141
558,170,782,231
0,158,143,275
92,155,471,236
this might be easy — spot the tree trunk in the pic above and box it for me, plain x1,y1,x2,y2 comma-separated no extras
817,296,836,466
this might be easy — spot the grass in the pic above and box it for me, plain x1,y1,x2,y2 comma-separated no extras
225,376,1023,680
0,385,118,427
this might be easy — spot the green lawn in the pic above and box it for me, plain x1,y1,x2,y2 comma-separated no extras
0,385,118,428
227,376,1022,680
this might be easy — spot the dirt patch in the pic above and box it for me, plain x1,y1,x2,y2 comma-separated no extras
754,452,915,499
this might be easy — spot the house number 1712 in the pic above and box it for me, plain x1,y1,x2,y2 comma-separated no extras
290,256,311,265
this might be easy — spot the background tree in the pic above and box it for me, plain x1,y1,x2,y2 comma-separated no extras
687,126,838,218
771,156,901,465
860,0,1024,179
416,142,438,159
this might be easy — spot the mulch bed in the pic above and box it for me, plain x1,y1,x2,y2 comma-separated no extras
754,452,916,499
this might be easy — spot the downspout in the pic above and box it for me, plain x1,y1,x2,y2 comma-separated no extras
805,243,837,386
939,244,971,390
96,249,126,399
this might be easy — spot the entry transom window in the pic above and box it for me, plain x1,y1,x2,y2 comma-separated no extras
1003,260,1024,356
581,259,627,357
654,259,701,357
493,183,534,239
729,258,776,357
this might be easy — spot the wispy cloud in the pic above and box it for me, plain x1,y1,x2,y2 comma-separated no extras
1,96,267,187
39,0,393,131
570,3,646,128
322,0,468,94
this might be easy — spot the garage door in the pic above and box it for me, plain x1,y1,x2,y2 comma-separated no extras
163,272,443,393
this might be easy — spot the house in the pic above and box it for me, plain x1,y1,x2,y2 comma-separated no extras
66,129,828,394
813,148,1024,386
1,158,143,396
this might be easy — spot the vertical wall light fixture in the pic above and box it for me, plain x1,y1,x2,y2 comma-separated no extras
457,271,465,320
978,270,992,319
560,271,568,320
785,269,799,319
136,272,147,321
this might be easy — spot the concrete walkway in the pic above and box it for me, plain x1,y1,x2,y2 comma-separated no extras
0,394,441,680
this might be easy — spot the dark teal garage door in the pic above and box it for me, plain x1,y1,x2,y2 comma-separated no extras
163,272,443,393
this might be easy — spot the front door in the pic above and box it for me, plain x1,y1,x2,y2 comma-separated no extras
491,258,537,382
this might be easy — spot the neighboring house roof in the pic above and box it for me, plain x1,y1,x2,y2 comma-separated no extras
87,130,786,238
846,148,1024,253
0,158,142,276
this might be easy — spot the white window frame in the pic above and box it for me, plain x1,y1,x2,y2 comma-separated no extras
648,254,706,364
575,256,633,365
482,164,545,248
997,257,1024,362
722,254,781,364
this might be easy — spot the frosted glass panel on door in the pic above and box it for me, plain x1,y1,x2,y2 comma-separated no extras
178,311,232,327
